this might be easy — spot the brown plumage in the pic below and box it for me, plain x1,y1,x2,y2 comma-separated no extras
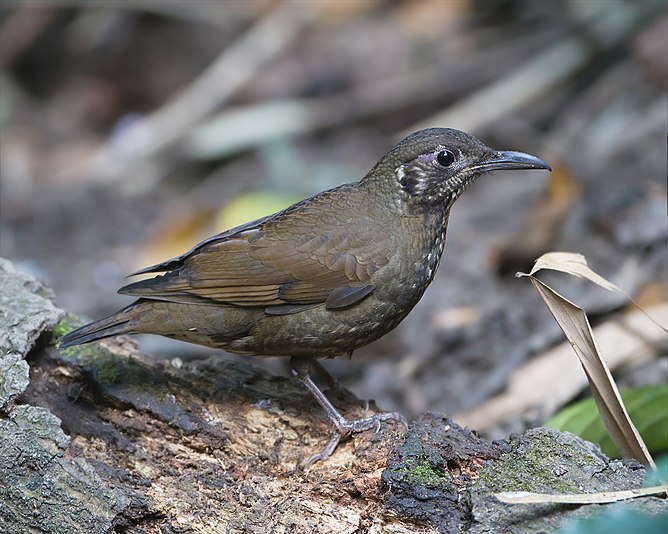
59,128,550,466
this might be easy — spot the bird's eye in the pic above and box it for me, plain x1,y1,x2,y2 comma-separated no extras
436,150,455,167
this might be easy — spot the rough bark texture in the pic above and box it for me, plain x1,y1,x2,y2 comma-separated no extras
1,258,666,533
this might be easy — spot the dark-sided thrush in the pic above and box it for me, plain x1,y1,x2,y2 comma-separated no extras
59,128,550,466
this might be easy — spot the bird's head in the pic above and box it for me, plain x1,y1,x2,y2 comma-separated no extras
365,128,551,206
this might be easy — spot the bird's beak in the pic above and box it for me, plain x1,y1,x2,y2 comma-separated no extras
471,150,552,173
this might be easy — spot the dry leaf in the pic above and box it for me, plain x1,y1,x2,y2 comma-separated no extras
518,273,655,468
495,485,668,505
529,252,667,333
529,251,618,290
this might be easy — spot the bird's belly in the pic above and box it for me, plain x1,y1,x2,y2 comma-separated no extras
225,299,400,356
227,269,430,358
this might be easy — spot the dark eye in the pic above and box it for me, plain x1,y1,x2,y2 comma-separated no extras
436,150,455,167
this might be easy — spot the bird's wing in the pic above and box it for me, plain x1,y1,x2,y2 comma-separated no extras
119,191,391,313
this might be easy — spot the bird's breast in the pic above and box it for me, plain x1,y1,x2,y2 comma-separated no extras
373,214,449,310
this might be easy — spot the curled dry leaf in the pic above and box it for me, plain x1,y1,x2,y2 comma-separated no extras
528,251,667,333
528,251,618,290
516,268,656,468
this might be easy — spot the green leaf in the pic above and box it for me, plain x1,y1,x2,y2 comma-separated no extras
546,385,668,458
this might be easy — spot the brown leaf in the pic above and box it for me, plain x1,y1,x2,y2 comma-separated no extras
519,273,655,467
529,252,667,333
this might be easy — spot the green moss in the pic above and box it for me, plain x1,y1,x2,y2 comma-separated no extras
476,430,606,495
51,313,83,340
390,457,452,489
78,346,151,387
411,461,446,486
52,315,152,388
48,313,195,431
479,453,577,494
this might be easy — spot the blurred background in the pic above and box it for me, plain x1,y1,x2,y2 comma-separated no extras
1,0,666,440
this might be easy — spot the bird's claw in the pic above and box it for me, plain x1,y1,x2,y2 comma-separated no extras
304,411,408,469
334,410,407,434
304,431,343,470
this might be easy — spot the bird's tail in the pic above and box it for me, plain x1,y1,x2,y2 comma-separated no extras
58,302,140,348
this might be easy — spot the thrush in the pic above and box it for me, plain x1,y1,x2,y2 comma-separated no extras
59,128,550,466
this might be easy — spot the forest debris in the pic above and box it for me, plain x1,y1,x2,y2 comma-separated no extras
455,302,668,433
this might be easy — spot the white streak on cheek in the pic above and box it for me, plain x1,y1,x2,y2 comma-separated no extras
396,165,406,182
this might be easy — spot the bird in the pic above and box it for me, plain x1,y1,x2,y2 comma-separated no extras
58,128,550,466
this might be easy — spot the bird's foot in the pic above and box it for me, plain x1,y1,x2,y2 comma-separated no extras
304,432,343,469
334,410,408,434
290,355,408,469
304,410,408,469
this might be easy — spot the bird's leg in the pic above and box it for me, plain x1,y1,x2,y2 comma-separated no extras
290,355,407,468
309,358,359,404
